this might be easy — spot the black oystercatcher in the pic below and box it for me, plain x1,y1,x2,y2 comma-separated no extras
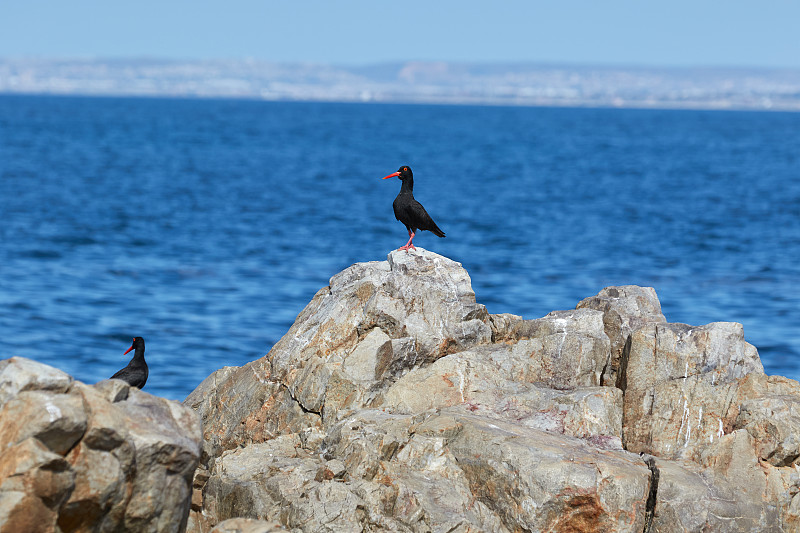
110,337,148,389
383,165,445,251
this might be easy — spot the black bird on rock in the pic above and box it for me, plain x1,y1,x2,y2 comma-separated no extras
110,337,148,389
383,165,445,252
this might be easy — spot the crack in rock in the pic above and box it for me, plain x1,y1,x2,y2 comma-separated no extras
642,454,660,533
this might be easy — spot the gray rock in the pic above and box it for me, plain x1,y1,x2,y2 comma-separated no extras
621,321,764,461
444,410,650,533
488,312,523,343
183,252,800,532
199,408,646,532
0,390,87,455
381,345,623,440
117,383,203,532
340,327,392,382
0,356,73,407
576,285,666,386
186,249,493,462
499,308,612,389
731,373,800,466
651,452,785,532
0,357,202,533
510,308,607,339
184,362,320,463
0,438,75,533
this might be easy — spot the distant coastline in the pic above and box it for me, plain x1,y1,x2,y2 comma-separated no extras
2,57,800,111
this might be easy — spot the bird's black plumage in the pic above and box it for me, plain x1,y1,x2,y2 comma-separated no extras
111,337,148,389
383,166,445,251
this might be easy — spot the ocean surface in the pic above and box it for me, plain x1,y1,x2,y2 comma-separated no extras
0,94,798,401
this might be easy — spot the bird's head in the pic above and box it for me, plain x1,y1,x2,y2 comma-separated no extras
124,337,145,355
382,165,413,181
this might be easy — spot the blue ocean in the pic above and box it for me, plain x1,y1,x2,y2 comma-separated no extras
1,95,798,401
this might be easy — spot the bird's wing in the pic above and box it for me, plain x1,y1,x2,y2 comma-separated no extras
408,200,445,236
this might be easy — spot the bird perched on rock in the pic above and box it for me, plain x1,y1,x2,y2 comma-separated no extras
110,337,148,389
382,165,445,251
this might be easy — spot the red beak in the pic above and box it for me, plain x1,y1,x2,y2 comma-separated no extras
124,340,135,355
382,172,400,180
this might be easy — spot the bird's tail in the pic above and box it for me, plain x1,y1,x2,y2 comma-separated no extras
430,226,445,238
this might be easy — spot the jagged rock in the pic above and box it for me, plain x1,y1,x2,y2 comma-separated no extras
0,356,73,405
186,249,492,462
621,321,764,461
650,449,794,532
184,250,800,532
0,390,87,455
443,410,650,532
200,408,647,532
184,361,323,467
379,308,611,417
0,438,74,533
506,308,611,389
488,312,522,343
576,285,666,386
731,373,800,466
698,426,797,521
0,357,202,533
617,319,800,529
380,345,623,440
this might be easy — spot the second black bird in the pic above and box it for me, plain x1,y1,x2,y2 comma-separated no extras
110,336,148,389
383,165,445,252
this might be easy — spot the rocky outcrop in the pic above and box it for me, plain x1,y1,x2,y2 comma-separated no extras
185,251,491,461
182,248,799,532
621,321,763,461
576,285,666,386
0,357,202,533
5,251,796,532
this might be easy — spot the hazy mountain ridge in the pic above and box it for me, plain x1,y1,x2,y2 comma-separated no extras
2,57,799,110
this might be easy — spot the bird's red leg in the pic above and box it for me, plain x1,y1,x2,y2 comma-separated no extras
397,230,417,252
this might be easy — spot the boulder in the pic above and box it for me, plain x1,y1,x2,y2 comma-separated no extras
649,430,798,532
0,438,74,533
576,285,666,386
200,408,648,532
0,390,87,455
0,357,202,533
504,308,611,389
186,249,492,462
651,456,772,531
183,250,800,532
380,345,623,440
0,356,73,405
620,321,764,461
731,373,800,466
443,410,650,532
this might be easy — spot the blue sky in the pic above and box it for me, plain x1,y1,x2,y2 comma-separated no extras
2,0,799,68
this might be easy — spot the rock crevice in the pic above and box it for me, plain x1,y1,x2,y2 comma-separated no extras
642,454,660,533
